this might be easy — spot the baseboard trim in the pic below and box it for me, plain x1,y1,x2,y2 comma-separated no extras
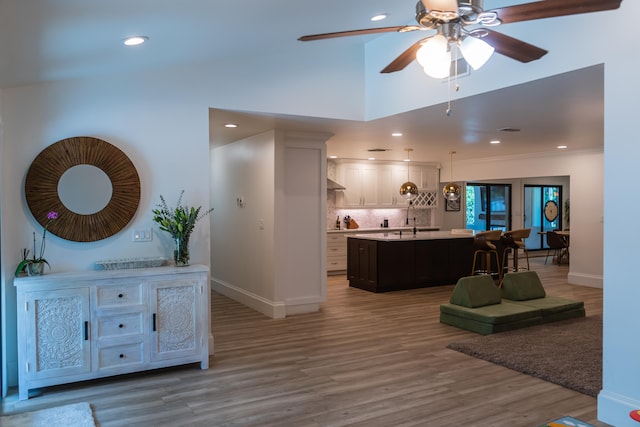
598,389,640,427
211,277,287,319
568,272,603,288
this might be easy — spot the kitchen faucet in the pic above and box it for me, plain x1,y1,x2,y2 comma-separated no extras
406,200,417,235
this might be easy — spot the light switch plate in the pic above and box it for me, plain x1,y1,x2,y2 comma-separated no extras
132,228,152,242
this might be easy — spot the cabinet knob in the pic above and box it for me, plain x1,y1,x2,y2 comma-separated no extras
119,324,124,328
119,354,125,359
118,293,124,298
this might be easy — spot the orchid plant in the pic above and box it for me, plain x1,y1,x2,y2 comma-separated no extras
15,211,58,276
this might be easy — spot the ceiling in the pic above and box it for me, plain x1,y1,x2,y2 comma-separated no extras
0,0,605,163
210,64,603,162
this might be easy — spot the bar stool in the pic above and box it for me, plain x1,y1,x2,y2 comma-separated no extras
501,228,531,273
471,230,503,285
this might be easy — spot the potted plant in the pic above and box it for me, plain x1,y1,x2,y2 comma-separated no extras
152,191,213,266
15,211,58,277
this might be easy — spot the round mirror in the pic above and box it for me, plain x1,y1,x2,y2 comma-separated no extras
25,136,141,242
58,165,113,214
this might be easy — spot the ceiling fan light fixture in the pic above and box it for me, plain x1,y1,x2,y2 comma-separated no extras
417,35,451,78
459,36,495,70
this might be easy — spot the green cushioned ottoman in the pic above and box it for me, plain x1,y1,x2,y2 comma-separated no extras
440,301,542,335
501,271,585,323
505,295,585,323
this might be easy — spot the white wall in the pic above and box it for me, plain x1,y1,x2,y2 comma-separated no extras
599,1,640,421
0,66,212,389
210,130,328,318
449,151,602,287
210,131,277,310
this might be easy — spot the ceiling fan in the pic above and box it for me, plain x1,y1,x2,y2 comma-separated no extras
299,0,622,77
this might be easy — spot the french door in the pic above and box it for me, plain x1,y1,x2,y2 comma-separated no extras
524,185,563,250
465,183,511,232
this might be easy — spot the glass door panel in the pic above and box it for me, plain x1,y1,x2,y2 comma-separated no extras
524,185,562,250
465,183,511,232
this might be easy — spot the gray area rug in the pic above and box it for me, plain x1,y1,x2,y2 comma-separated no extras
447,315,602,397
0,402,95,427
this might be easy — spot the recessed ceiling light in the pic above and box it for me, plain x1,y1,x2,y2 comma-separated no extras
490,140,501,144
371,14,388,22
329,155,337,159
392,132,403,137
123,36,148,46
557,145,568,149
224,123,238,128
368,157,376,161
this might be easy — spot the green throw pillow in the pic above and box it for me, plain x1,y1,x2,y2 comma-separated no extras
450,275,501,308
501,271,546,301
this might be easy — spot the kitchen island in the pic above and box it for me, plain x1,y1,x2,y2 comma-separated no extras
347,230,475,292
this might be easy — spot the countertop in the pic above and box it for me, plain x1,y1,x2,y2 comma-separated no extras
327,226,440,234
349,230,476,242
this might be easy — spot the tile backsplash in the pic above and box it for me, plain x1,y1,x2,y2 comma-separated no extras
327,190,432,230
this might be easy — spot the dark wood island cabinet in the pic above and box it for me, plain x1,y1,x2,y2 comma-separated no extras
347,231,475,292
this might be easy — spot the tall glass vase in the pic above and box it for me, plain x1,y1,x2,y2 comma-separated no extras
173,235,190,267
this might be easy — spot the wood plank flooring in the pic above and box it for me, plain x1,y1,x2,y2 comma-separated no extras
2,256,608,426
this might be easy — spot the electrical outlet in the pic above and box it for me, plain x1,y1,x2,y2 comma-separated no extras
132,228,152,242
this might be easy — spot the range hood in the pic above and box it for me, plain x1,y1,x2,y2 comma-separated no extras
327,178,346,191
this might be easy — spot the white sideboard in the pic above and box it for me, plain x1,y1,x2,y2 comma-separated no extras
14,264,210,400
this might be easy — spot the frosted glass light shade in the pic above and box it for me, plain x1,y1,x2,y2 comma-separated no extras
417,35,451,79
400,181,419,200
460,36,495,70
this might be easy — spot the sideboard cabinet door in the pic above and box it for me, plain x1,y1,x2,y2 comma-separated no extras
149,275,205,364
19,288,91,399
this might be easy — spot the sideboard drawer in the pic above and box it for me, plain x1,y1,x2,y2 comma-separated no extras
97,311,144,339
98,342,144,369
96,282,143,307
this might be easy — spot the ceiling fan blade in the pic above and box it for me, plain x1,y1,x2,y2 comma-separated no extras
299,26,417,41
421,0,458,12
380,40,424,73
482,29,548,63
493,0,622,24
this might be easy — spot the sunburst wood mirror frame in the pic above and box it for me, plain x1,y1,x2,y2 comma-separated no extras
25,136,141,242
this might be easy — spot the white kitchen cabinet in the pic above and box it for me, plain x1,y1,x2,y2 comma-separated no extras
338,163,379,207
379,165,410,207
336,161,439,209
15,265,209,400
327,232,348,274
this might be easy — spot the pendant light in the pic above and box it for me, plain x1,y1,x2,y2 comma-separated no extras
399,148,419,200
442,150,461,201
